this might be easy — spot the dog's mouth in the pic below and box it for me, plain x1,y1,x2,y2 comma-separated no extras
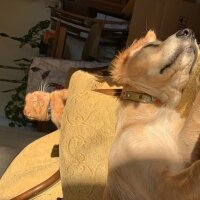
158,29,199,75
159,45,197,75
159,53,180,74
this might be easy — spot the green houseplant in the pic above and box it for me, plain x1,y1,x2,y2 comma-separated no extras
0,20,51,127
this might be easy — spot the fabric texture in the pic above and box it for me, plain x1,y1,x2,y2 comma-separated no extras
60,70,120,200
0,131,62,200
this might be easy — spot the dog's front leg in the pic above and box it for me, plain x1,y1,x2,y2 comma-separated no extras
168,160,200,199
178,89,200,164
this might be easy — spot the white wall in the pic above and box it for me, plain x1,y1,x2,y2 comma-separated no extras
0,0,50,121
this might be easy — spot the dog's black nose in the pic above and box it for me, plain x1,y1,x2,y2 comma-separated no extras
176,29,195,38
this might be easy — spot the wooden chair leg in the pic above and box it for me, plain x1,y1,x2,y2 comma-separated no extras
82,22,103,60
51,20,67,58
51,20,61,57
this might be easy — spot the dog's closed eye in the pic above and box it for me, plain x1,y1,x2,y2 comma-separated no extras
143,41,161,48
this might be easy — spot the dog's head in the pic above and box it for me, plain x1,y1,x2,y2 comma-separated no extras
111,29,199,107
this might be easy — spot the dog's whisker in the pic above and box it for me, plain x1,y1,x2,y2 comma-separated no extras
40,82,43,91
145,18,149,32
43,81,48,91
44,78,50,91
42,80,47,91
38,82,41,91
37,82,40,91
39,81,44,91
44,80,50,92
42,80,46,91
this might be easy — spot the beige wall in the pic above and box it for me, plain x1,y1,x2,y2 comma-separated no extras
0,0,50,120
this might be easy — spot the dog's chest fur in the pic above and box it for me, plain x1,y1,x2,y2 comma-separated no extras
109,102,186,173
107,103,187,199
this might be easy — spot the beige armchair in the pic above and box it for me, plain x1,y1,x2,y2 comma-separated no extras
1,52,200,199
0,70,120,200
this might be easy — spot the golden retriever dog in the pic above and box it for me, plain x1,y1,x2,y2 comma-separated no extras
104,29,200,200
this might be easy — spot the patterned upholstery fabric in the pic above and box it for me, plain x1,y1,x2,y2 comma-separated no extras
0,131,62,200
60,70,120,200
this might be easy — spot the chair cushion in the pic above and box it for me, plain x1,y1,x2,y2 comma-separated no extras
60,70,120,200
0,131,62,200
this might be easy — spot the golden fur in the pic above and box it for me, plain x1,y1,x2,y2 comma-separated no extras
104,30,200,200
23,89,68,128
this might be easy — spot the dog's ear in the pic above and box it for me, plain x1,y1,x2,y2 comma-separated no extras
143,30,157,43
111,30,157,84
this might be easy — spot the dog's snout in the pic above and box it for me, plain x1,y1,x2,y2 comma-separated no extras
176,28,194,39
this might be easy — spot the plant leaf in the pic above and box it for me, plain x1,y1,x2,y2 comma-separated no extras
9,122,15,127
0,33,9,37
1,89,16,93
10,37,22,42
0,64,26,70
0,79,25,83
15,63,30,67
14,58,32,62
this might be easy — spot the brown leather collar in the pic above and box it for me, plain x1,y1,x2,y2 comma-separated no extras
94,89,161,105
121,91,161,105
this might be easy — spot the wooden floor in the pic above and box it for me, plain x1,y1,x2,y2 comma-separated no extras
0,125,45,178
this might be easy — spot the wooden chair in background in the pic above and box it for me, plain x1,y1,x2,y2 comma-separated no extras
50,7,130,61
